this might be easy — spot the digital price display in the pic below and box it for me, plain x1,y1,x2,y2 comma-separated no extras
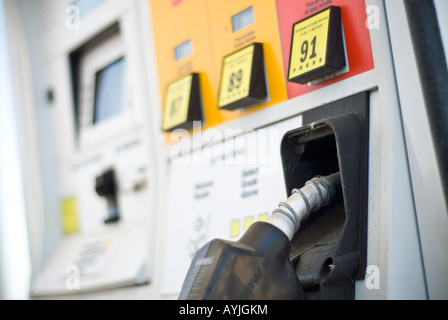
288,6,345,84
218,43,267,110
162,73,203,132
174,39,193,61
232,6,254,32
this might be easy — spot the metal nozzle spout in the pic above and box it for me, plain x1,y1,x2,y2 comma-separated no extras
265,172,341,240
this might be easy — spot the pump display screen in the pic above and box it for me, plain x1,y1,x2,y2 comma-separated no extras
93,57,125,124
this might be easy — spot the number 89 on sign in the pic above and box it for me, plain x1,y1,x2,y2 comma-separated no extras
218,43,267,111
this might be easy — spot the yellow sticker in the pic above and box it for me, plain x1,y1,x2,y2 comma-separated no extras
288,8,331,79
230,219,240,238
62,197,79,234
243,216,255,233
258,213,269,222
162,74,192,131
218,44,254,108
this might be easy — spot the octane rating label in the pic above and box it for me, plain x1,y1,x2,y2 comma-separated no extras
162,74,192,131
218,44,254,108
289,8,330,79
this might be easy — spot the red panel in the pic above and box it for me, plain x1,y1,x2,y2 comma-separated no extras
276,0,374,98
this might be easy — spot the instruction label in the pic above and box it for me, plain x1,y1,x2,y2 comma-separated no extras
161,115,304,294
288,8,330,79
218,44,254,108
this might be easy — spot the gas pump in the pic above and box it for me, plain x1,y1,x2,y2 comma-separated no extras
3,0,447,300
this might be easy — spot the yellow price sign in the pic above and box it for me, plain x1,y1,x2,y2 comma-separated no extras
289,9,330,78
162,74,192,131
288,6,345,84
162,73,203,132
218,45,254,108
218,43,267,110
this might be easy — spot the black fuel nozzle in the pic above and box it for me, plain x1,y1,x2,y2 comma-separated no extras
178,172,341,300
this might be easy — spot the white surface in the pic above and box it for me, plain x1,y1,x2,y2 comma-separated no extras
385,0,448,299
0,0,31,299
31,219,148,297
21,0,158,297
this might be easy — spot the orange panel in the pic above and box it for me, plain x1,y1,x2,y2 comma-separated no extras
207,0,288,124
150,0,221,133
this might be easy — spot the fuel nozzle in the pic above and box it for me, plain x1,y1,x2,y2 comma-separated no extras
179,172,341,300
265,172,341,241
